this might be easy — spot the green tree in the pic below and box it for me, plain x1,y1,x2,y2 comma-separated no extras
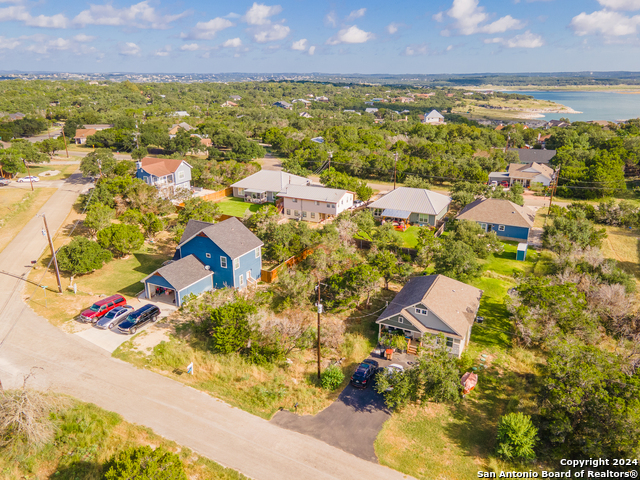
496,412,538,461
113,160,136,177
97,224,144,257
321,365,345,390
140,212,164,239
343,263,380,306
369,250,398,289
80,149,116,178
177,197,220,226
130,146,148,160
449,220,503,259
83,203,115,236
0,151,27,177
57,237,112,282
372,223,403,251
35,138,65,159
403,175,431,189
102,446,187,480
197,299,257,354
543,210,606,254
433,239,482,280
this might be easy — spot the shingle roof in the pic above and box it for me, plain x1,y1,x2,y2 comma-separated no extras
425,109,444,119
142,254,212,292
179,217,263,260
139,157,190,177
277,184,351,203
74,128,97,139
508,148,556,165
377,275,483,338
368,187,451,216
508,162,554,180
456,197,535,228
231,170,310,192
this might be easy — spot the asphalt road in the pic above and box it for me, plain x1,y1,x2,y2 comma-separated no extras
0,173,414,480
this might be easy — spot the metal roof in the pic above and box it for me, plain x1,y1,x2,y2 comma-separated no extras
368,187,451,216
277,185,351,203
231,170,310,192
381,208,411,219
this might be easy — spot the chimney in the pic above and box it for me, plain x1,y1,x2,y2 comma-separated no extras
136,161,142,170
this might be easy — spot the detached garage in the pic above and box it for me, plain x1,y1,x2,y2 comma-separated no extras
141,254,213,307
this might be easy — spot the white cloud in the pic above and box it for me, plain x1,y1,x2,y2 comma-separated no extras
308,45,315,55
243,3,282,25
154,45,171,56
571,10,640,36
73,33,96,42
74,1,189,29
386,22,402,34
346,8,366,21
253,23,290,42
291,38,308,50
326,25,374,44
435,0,525,35
403,43,431,55
485,30,544,47
324,10,337,27
222,37,243,47
447,44,454,50
181,43,199,51
0,6,70,28
119,42,141,56
0,35,20,49
597,0,640,10
186,17,234,39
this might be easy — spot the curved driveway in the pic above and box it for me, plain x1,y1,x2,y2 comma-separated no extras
0,174,413,480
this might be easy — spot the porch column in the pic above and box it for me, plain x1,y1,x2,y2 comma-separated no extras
378,323,381,342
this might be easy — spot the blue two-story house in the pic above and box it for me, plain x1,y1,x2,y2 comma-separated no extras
456,198,535,242
136,157,192,198
141,218,263,307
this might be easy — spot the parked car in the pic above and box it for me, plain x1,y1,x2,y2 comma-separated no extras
79,294,127,323
17,176,40,183
377,364,405,391
117,304,161,335
0,179,10,187
94,305,134,329
499,181,509,188
353,200,364,208
350,361,377,389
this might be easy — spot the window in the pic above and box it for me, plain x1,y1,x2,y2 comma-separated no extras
292,198,298,203
177,171,185,180
418,214,430,224
233,258,239,270
294,210,299,216
331,204,335,209
327,204,331,209
220,257,227,268
415,308,428,315
239,274,244,286
238,188,244,196
286,209,291,215
255,246,261,258
302,211,307,217
311,212,316,218
479,223,487,231
498,225,505,232
398,316,404,324
205,253,211,259
373,208,382,217
446,337,453,348
315,201,320,205
143,176,149,183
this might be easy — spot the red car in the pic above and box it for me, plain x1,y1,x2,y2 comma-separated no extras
499,181,510,188
80,294,126,323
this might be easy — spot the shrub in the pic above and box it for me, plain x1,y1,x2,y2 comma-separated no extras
57,237,112,280
496,412,538,461
97,223,144,256
321,364,344,390
102,445,187,480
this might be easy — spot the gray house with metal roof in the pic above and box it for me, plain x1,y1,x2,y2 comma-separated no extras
367,187,452,226
231,170,310,203
376,275,483,357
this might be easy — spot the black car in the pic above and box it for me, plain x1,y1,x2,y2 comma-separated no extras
117,304,160,335
350,362,376,389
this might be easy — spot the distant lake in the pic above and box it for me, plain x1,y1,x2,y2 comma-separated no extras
505,90,640,122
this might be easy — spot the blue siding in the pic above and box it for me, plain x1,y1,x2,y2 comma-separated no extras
177,275,213,306
477,222,529,240
233,248,262,288
145,274,173,289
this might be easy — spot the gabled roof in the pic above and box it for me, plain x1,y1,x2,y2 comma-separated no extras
456,197,535,229
368,187,451,216
507,162,554,180
376,275,482,338
138,157,192,177
142,254,211,292
508,148,556,165
231,170,310,192
277,184,351,203
179,217,263,260
425,109,444,119
74,128,97,138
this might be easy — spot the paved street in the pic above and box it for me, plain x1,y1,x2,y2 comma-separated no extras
0,173,414,480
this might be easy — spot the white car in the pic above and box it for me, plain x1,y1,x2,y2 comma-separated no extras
17,176,40,183
380,364,405,391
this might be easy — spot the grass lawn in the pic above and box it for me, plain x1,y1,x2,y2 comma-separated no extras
601,225,640,280
0,397,247,480
17,164,78,181
216,197,263,217
375,241,545,479
0,186,57,253
355,225,422,249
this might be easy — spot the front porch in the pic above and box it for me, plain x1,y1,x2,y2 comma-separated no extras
243,189,268,204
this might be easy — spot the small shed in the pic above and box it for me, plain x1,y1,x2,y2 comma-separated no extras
516,243,528,261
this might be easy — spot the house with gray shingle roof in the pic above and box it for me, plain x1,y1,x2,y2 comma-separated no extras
367,187,452,226
489,162,554,187
142,218,263,303
376,275,483,357
456,197,535,241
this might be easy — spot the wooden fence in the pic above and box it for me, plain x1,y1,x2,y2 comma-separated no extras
353,238,417,257
201,187,233,202
260,246,316,283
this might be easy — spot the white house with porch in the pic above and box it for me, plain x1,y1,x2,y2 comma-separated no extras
375,275,483,357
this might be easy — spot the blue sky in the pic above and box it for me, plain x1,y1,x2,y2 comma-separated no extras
1,0,640,73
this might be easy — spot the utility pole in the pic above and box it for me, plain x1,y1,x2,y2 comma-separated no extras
41,213,63,294
545,166,561,227
61,128,69,158
328,151,332,170
393,152,398,190
316,282,322,380
97,158,103,179
22,159,34,191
